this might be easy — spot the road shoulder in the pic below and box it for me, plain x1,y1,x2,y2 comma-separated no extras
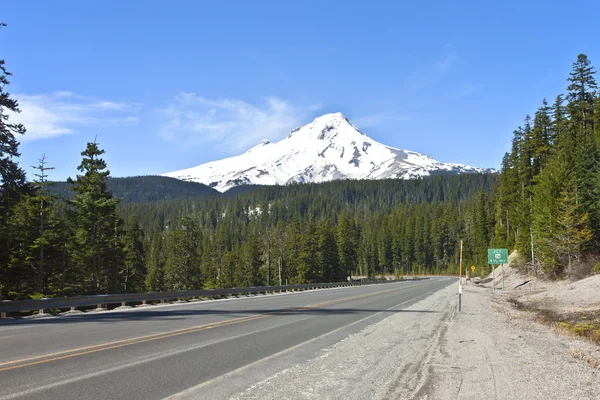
421,283,600,400
229,279,457,400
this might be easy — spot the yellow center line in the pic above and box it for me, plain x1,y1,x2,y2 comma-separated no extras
0,314,270,373
0,283,417,372
0,314,265,367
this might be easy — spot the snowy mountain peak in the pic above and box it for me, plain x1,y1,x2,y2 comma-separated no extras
290,112,365,142
163,113,495,192
311,112,349,125
245,139,272,153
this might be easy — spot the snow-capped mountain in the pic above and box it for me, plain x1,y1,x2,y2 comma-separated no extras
163,112,495,193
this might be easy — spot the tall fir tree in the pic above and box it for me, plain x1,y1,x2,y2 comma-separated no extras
555,183,594,274
122,216,146,292
0,24,29,300
68,141,122,294
567,54,597,143
145,232,166,291
164,217,201,290
297,215,319,283
337,211,358,280
566,54,598,231
238,230,262,287
532,154,567,274
316,219,340,282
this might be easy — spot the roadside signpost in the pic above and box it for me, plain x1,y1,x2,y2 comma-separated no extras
459,240,463,312
487,248,508,290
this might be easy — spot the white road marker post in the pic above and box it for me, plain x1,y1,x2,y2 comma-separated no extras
459,240,463,312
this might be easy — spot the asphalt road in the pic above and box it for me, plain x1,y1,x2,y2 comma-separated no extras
0,277,455,400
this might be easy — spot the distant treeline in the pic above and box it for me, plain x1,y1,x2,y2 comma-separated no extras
49,176,222,203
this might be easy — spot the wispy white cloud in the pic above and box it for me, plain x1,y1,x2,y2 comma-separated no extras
437,44,457,72
11,91,141,141
159,93,321,152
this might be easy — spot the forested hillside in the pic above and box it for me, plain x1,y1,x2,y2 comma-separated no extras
2,44,598,300
49,176,221,203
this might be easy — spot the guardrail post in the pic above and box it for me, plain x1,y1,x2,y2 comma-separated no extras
95,304,105,311
0,312,6,319
39,308,44,315
70,306,76,312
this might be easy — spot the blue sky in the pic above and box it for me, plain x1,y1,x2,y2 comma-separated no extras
3,0,600,180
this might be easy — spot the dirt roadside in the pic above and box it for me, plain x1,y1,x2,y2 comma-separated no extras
420,282,600,400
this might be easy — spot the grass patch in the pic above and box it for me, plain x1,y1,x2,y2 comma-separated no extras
509,299,600,345
539,310,600,344
554,315,599,344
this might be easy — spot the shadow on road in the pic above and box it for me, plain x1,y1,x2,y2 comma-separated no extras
0,306,439,326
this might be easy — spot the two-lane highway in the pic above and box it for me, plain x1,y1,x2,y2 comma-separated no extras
0,278,455,400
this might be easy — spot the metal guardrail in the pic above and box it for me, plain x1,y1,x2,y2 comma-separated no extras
0,279,428,317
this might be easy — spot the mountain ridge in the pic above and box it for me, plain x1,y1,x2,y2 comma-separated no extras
163,112,496,192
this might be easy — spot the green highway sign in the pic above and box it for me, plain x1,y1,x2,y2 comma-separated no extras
488,248,508,264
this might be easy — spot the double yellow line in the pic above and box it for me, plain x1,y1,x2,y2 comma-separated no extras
0,285,405,372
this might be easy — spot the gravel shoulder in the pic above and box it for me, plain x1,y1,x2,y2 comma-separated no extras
231,278,600,400
424,283,600,400
231,281,457,400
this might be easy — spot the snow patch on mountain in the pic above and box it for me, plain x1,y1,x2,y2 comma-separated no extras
163,112,495,192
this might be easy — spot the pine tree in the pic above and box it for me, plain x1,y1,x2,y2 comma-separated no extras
377,218,393,276
220,250,237,288
532,99,553,174
552,95,568,148
4,156,58,297
532,154,566,274
493,154,513,248
567,54,597,143
0,24,29,300
145,232,166,291
0,24,28,208
297,215,318,283
164,217,201,290
272,222,287,285
238,230,262,287
337,211,358,280
316,220,339,282
30,155,56,293
555,184,593,274
566,54,599,229
283,214,301,284
122,216,146,292
473,189,490,269
68,141,122,294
